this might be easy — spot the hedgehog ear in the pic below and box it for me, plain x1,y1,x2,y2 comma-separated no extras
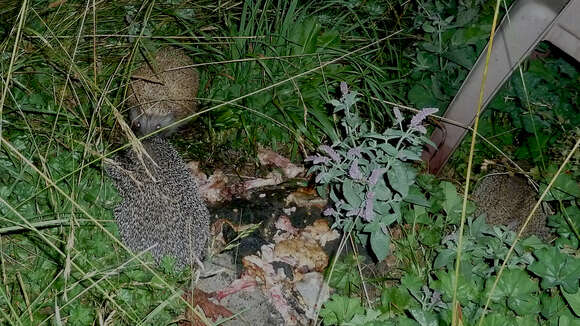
129,108,143,125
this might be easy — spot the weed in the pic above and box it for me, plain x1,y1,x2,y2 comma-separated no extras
307,84,436,261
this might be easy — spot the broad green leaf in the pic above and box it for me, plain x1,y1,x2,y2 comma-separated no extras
363,220,380,233
484,269,539,315
406,205,430,224
520,235,549,251
528,247,580,293
562,286,580,317
404,185,431,207
485,269,538,300
441,182,461,219
481,313,516,326
381,287,413,312
515,315,538,326
398,149,422,161
409,309,439,326
343,179,363,208
434,249,456,270
401,273,424,294
541,292,569,319
541,172,580,201
548,205,580,241
378,143,398,157
408,84,435,108
320,295,365,325
432,270,479,303
398,317,421,326
329,255,363,294
374,178,393,201
370,228,390,261
345,309,384,325
422,23,436,33
444,47,476,69
387,163,415,198
558,314,580,326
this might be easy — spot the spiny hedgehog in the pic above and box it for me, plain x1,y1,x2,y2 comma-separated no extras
105,136,210,268
128,47,200,136
472,173,552,240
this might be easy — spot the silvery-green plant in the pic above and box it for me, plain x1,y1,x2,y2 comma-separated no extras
307,83,437,260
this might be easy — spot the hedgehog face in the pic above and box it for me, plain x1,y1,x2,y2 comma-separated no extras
130,109,177,137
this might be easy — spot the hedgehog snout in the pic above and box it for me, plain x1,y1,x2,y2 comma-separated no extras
133,113,178,137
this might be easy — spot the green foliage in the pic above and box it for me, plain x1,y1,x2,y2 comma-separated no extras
540,166,580,202
541,165,580,250
528,247,580,294
491,57,580,165
322,212,580,324
320,167,579,325
406,1,499,109
0,126,191,324
3,0,580,324
548,204,580,249
328,255,364,295
484,269,539,316
407,0,579,179
307,87,435,261
191,0,412,156
319,294,365,325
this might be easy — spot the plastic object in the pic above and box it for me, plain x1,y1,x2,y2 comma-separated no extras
422,0,580,174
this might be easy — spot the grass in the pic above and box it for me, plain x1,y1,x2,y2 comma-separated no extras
1,1,415,324
1,0,579,325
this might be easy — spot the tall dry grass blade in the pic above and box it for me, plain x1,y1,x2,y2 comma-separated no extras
16,272,33,323
0,190,138,323
0,135,211,325
0,0,28,138
143,30,403,140
478,136,580,325
0,282,23,326
451,1,502,325
38,246,154,325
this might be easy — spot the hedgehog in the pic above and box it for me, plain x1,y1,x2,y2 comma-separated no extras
127,47,200,136
472,173,552,240
105,136,210,268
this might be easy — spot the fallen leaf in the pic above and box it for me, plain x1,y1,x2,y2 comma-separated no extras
180,289,233,326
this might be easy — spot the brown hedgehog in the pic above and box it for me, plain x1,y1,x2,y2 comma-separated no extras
128,47,199,136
